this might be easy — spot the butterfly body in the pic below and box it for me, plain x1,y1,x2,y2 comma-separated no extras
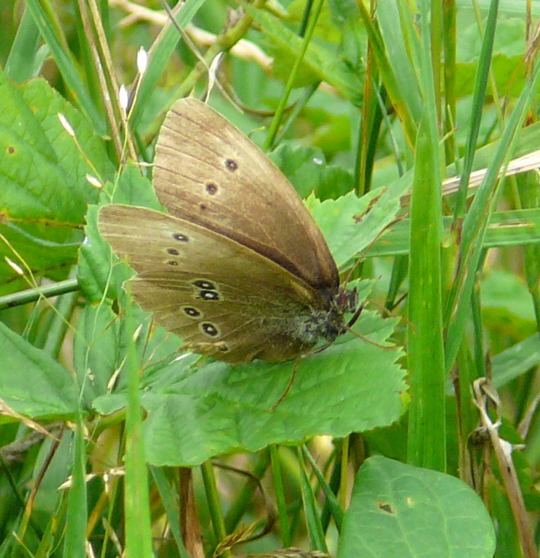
99,99,356,364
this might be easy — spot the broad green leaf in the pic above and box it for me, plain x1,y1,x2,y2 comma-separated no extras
309,189,401,269
269,143,354,200
93,303,404,466
84,167,404,467
338,456,496,558
0,74,114,290
0,321,78,419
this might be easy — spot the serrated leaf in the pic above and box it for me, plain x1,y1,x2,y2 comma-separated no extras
93,298,405,466
308,189,400,269
85,146,405,466
0,73,114,289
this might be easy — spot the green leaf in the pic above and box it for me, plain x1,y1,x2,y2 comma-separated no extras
78,204,132,304
247,7,363,104
25,0,105,133
492,333,540,388
367,209,540,257
63,417,87,558
269,143,354,200
444,57,540,370
102,163,160,207
407,110,445,470
73,303,120,406
0,74,114,289
338,456,496,558
129,0,206,129
309,189,401,269
85,170,404,467
78,167,160,303
481,269,537,323
93,300,404,466
0,321,78,419
4,7,42,82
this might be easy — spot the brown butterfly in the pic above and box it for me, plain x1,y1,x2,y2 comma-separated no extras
99,98,357,364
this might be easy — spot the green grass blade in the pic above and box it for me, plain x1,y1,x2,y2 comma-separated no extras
357,2,417,144
124,304,154,558
270,445,293,548
129,0,205,129
264,0,324,150
152,467,190,558
445,60,540,370
406,1,446,472
302,446,343,531
297,447,327,553
453,0,499,219
25,0,105,134
4,6,41,82
63,415,88,558
201,460,232,557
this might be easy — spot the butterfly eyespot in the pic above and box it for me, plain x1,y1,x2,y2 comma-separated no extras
225,158,238,171
200,322,220,337
199,290,220,301
205,182,218,195
182,306,202,318
167,248,180,255
173,233,189,242
199,203,207,211
192,279,216,290
167,260,178,266
218,343,229,352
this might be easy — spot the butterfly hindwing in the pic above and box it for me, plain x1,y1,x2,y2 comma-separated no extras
99,205,324,363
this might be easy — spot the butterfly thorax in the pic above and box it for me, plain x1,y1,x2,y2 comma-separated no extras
283,287,357,346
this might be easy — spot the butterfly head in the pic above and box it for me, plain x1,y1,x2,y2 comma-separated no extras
326,286,359,339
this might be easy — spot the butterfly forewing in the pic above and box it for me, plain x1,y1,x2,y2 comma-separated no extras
154,98,339,291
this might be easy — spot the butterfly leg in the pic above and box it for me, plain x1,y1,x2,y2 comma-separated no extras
270,357,304,411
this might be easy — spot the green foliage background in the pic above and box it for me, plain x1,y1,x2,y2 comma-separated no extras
0,1,539,557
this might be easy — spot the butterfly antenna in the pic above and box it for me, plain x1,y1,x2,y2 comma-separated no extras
345,325,397,350
385,290,408,313
345,302,398,350
347,304,364,328
367,294,412,333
